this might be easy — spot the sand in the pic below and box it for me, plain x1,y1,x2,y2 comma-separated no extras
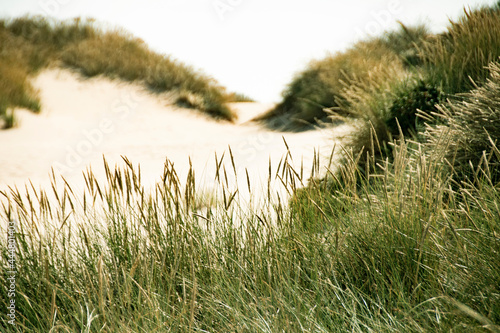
0,69,351,205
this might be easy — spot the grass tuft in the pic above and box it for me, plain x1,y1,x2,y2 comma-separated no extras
424,60,500,183
225,92,256,103
420,5,500,94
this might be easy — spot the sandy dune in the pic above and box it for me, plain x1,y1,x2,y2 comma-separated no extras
0,69,351,203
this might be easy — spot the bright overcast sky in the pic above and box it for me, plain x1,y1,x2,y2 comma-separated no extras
1,0,496,102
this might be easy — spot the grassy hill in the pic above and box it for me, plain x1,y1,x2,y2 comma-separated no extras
0,16,236,128
255,24,430,131
259,2,500,133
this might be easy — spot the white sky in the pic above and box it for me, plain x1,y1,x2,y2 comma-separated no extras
1,0,496,102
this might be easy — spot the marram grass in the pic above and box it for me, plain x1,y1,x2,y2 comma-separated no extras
420,4,500,95
1,135,499,332
1,4,500,332
0,16,235,128
258,24,428,131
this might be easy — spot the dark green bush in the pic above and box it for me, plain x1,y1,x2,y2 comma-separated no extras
386,80,444,138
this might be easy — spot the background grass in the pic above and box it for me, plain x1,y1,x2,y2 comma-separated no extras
261,2,500,134
339,3,500,173
420,4,500,95
256,24,429,131
0,16,236,128
225,92,256,103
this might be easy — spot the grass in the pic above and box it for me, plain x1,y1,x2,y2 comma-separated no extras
226,92,256,103
1,59,500,331
291,137,500,332
335,2,500,174
1,3,500,332
1,93,499,331
423,61,500,183
0,27,42,128
263,2,500,133
419,4,500,95
256,24,429,131
0,16,236,128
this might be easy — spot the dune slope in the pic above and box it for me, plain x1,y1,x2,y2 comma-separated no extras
0,69,351,201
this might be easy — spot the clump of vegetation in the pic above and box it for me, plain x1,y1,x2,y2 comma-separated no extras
0,16,236,127
420,4,500,94
0,60,40,129
256,39,399,131
424,61,500,183
59,31,233,119
386,79,444,138
0,23,42,128
342,3,500,171
257,24,429,131
288,56,500,333
264,2,500,134
0,17,96,128
328,64,441,171
225,92,255,103
338,77,444,159
382,23,430,67
291,132,500,332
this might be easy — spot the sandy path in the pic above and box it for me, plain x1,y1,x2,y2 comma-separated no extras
0,69,351,205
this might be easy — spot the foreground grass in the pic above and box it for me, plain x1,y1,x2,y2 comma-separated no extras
0,136,498,332
1,63,500,330
0,16,236,128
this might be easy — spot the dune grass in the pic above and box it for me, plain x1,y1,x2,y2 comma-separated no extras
1,59,500,332
423,61,500,183
335,3,500,174
256,24,429,131
263,2,500,133
289,59,500,332
1,3,499,332
420,4,500,95
0,16,235,128
287,2,500,169
225,92,256,103
1,77,499,330
0,60,40,129
0,23,42,128
290,138,500,332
